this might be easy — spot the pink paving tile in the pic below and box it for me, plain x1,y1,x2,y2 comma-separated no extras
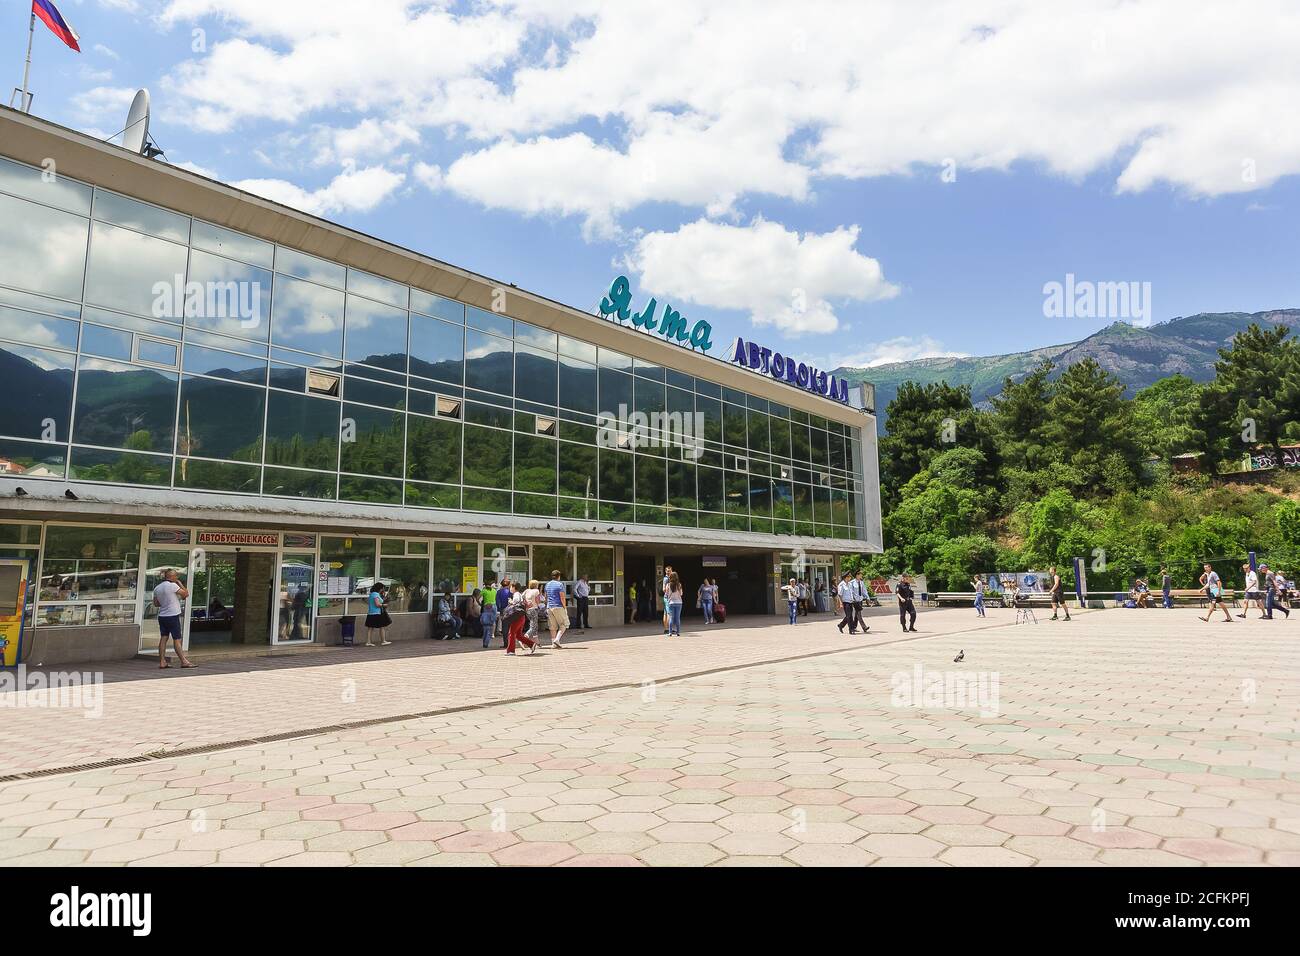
492,841,580,866
265,796,335,812
301,803,374,821
726,781,787,797
437,831,519,854
557,854,645,866
1162,839,1264,864
843,797,916,815
389,821,467,841
1069,826,1161,849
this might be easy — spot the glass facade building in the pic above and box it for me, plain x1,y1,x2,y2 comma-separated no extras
0,114,880,663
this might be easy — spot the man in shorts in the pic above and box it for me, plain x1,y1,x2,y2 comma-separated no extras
544,570,570,649
154,568,195,668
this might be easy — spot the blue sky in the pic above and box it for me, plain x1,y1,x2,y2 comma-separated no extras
10,0,1300,373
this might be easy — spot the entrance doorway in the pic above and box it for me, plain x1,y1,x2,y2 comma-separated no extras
189,550,276,647
666,552,770,616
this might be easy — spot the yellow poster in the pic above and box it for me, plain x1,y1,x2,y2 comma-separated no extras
462,566,479,594
0,558,31,667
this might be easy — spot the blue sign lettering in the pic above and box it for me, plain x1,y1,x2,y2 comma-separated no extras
730,336,851,405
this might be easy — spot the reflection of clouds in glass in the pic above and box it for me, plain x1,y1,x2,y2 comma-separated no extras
2,342,74,373
84,221,189,319
0,313,60,347
0,194,89,300
272,274,344,354
465,334,510,361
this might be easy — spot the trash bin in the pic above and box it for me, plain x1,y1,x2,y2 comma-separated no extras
339,615,356,646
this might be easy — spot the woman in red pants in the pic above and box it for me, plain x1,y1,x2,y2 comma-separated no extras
504,581,537,655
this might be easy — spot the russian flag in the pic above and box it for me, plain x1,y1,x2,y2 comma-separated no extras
33,0,81,52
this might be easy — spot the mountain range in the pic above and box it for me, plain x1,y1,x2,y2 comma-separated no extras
834,309,1300,425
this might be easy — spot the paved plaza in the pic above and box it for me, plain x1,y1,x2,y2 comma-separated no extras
1,606,1297,866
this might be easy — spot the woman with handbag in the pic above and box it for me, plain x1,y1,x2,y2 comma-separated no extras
504,581,538,655
365,582,393,646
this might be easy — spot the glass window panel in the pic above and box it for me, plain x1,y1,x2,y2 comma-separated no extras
320,536,376,598
575,547,613,581
93,189,189,243
514,321,557,351
810,428,829,467
516,493,556,518
271,273,344,358
339,474,402,504
433,541,475,592
771,417,792,460
268,363,306,391
514,433,556,494
0,286,80,320
598,367,631,416
791,423,811,461
558,443,596,498
69,446,171,486
176,376,265,462
0,345,70,447
696,395,722,444
342,375,404,410
191,220,273,268
558,356,597,414
462,424,511,488
634,453,666,506
187,327,268,358
532,545,572,580
633,359,665,381
598,347,632,371
137,338,178,367
80,324,131,361
0,436,66,477
0,155,92,214
694,378,721,399
0,305,79,351
722,403,747,448
344,295,407,370
405,481,459,510
749,410,771,454
634,377,665,431
72,357,177,452
598,447,632,502
668,460,696,510
666,370,693,391
751,477,773,517
466,401,511,429
464,330,513,395
82,306,174,337
409,289,464,323
184,248,272,341
558,336,596,363
463,487,510,513
0,193,89,301
347,268,408,309
408,313,464,385
174,458,259,493
725,471,748,514
182,344,266,385
84,221,188,319
378,556,429,612
405,416,461,484
697,466,723,513
466,305,512,337
39,525,140,602
339,404,404,478
515,346,557,408
264,466,335,500
275,246,345,289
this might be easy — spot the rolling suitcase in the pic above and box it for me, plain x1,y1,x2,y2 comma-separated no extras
713,602,727,623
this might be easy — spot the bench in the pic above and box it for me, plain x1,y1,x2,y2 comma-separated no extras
1111,589,1239,608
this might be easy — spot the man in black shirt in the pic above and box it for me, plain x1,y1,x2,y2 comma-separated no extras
897,575,917,632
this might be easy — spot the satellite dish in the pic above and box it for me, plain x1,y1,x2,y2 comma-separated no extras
122,89,150,155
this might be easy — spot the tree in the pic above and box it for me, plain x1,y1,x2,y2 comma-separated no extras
1196,323,1300,466
1039,358,1142,493
879,381,993,507
989,359,1054,471
1131,375,1203,459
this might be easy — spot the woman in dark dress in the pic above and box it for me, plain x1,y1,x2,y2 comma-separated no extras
365,582,392,646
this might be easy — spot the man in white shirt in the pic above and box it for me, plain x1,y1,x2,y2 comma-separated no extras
836,573,857,634
1239,564,1263,619
153,568,194,669
852,571,871,633
573,575,591,632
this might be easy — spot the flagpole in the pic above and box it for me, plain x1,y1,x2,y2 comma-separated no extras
18,11,36,112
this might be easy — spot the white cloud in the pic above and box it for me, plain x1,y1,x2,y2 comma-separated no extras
837,337,970,369
232,165,406,215
146,0,1300,236
70,86,137,130
412,162,443,192
93,44,121,60
626,218,897,335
